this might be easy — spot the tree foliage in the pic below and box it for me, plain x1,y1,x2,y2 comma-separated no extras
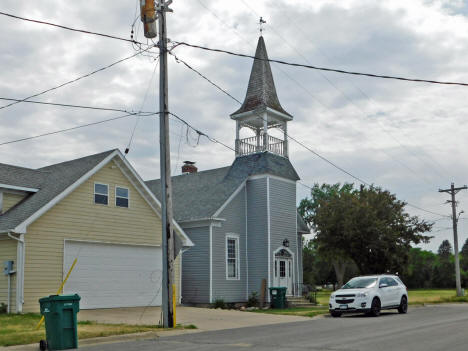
299,183,433,276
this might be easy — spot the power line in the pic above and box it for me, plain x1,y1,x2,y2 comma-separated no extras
194,0,439,191
0,97,150,114
168,112,235,152
0,45,157,111
173,41,468,87
172,53,450,218
0,11,146,45
0,112,157,146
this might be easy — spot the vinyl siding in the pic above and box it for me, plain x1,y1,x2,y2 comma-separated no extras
22,160,180,312
246,178,268,298
212,186,247,302
2,192,27,213
181,226,210,303
269,178,298,295
0,237,17,313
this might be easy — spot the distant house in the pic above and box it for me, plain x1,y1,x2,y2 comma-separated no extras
146,36,309,304
0,150,192,313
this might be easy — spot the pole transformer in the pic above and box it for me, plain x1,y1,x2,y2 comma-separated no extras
439,183,467,297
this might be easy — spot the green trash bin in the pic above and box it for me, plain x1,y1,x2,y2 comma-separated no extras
39,294,81,351
269,287,287,309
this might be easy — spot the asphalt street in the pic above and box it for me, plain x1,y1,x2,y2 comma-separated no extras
80,304,468,351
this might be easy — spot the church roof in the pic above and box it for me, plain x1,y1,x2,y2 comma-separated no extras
231,36,292,118
145,152,299,222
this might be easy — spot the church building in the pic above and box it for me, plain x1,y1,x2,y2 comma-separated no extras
146,36,309,304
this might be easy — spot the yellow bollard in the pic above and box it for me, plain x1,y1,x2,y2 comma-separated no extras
172,284,176,327
36,258,78,330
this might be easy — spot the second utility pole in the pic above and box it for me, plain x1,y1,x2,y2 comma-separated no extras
158,0,174,328
439,183,467,297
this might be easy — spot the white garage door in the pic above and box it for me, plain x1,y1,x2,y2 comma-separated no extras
63,241,162,309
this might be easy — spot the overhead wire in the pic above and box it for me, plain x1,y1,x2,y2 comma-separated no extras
125,54,161,155
238,0,450,182
0,45,157,111
0,11,146,46
0,112,157,147
172,41,468,87
170,52,450,218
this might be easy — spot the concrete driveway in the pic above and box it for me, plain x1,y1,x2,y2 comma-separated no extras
79,306,309,332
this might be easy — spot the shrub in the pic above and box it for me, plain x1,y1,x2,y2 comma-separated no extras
0,303,7,314
307,292,316,304
213,299,226,309
247,291,259,307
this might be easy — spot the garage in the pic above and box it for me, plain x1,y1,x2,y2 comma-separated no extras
63,241,162,309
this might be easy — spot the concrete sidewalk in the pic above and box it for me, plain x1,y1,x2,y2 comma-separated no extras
79,306,309,331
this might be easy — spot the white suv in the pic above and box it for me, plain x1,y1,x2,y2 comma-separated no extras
329,275,408,317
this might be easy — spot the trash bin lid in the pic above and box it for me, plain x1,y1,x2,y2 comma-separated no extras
39,294,81,303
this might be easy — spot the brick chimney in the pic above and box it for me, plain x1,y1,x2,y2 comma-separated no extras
182,161,197,174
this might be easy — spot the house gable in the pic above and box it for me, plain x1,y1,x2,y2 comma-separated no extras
23,157,181,311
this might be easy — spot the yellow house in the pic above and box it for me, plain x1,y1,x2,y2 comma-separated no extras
0,149,192,313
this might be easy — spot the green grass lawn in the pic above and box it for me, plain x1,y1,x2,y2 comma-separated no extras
252,289,468,318
0,313,196,347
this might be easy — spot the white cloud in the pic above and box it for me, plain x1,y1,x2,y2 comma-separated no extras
1,0,467,250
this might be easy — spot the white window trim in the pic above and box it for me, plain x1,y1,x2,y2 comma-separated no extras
115,185,130,208
225,233,240,280
94,182,109,205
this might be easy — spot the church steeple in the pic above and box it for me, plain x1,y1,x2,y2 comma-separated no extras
231,36,292,158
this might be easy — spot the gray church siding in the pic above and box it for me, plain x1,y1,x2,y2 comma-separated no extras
181,226,210,303
246,177,269,298
269,177,299,295
212,185,247,302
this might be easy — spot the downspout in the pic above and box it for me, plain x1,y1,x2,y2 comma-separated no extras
7,231,24,313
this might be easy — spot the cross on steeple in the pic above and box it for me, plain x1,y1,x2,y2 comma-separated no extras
259,17,266,35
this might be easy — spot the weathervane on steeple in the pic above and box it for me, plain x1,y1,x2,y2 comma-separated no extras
259,17,266,35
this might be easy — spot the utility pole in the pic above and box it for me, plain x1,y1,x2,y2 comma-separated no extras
140,0,174,328
157,0,174,328
439,183,467,297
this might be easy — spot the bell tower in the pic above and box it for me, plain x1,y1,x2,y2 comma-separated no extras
230,36,293,158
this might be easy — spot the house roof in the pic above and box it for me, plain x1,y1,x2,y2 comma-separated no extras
0,150,115,233
231,36,292,118
146,152,300,223
297,211,310,234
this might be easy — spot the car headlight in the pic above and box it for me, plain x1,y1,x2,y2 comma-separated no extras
330,294,335,300
357,292,368,298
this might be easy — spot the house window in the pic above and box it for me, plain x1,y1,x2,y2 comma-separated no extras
94,183,108,205
115,186,129,208
226,235,239,279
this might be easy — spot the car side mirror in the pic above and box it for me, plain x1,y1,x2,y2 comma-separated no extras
379,283,388,288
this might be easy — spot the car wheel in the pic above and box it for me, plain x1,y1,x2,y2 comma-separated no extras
369,298,381,317
330,311,342,317
398,296,408,314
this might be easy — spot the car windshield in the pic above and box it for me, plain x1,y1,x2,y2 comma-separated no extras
342,278,377,289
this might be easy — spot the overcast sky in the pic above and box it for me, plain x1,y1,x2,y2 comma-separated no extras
1,0,468,251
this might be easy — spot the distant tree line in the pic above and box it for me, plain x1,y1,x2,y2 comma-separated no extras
303,238,468,289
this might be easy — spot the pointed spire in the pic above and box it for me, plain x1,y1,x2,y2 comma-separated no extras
231,36,291,118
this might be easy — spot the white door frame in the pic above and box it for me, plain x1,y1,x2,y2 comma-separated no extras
273,247,295,296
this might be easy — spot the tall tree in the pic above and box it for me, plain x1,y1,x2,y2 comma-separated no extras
460,238,468,271
299,183,433,281
299,183,356,286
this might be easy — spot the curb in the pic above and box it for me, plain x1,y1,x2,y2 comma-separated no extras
0,329,201,351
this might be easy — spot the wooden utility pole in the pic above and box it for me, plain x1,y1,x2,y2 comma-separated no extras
157,0,174,328
439,183,467,297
